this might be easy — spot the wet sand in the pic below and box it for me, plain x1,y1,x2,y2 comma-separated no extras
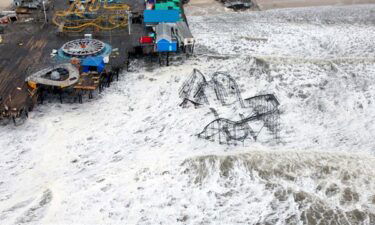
0,0,11,10
255,0,375,10
185,0,228,16
186,0,375,14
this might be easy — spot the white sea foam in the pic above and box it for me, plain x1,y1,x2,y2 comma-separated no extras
0,4,375,225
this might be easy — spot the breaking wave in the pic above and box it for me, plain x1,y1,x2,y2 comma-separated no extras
180,151,375,224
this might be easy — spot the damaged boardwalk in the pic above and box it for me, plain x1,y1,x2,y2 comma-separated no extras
0,0,147,124
0,0,194,125
0,27,55,122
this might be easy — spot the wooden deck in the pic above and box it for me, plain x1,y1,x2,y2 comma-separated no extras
0,0,146,118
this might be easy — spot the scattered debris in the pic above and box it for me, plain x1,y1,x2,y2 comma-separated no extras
0,16,9,24
13,0,47,9
239,36,268,42
216,0,254,10
50,49,57,57
0,11,18,24
24,18,34,23
15,7,31,14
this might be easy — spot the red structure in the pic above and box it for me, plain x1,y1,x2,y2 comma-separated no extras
139,36,154,44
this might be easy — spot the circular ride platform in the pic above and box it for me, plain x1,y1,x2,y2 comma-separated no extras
62,39,106,57
58,38,112,60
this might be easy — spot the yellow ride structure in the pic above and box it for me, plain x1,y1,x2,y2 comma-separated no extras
53,0,131,33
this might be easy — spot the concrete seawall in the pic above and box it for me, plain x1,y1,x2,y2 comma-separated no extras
255,0,375,10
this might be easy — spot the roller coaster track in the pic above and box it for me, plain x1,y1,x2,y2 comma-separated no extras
88,0,131,11
179,70,245,107
52,0,130,32
211,72,244,107
179,69,280,144
197,95,279,144
89,0,101,12
179,69,209,106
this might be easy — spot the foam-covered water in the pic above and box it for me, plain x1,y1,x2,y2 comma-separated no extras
0,4,375,225
181,152,375,224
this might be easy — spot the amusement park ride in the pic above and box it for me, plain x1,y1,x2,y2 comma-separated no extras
1,0,194,125
53,0,131,33
179,69,280,145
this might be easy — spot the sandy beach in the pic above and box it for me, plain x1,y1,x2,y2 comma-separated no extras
185,0,375,15
0,0,11,10
256,0,375,10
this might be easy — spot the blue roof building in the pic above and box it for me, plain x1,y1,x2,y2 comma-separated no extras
155,23,177,52
82,56,106,73
143,10,180,24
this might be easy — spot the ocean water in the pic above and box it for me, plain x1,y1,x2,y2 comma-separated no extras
0,4,375,225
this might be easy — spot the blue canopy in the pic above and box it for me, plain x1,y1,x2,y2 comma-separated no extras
82,56,105,73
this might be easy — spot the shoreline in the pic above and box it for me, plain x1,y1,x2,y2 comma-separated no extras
0,0,12,11
185,0,375,15
255,0,375,10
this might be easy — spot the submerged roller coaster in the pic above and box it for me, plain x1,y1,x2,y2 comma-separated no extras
52,0,131,32
180,69,281,145
197,94,280,145
179,69,209,107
